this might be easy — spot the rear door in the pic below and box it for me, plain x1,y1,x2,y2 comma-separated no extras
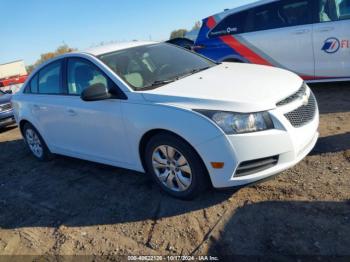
313,0,350,79
204,0,316,79
238,0,316,79
28,59,68,145
57,57,131,165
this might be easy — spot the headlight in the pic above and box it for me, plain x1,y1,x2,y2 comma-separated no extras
196,110,274,134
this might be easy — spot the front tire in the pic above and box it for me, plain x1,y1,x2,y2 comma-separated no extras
144,133,209,200
23,123,52,161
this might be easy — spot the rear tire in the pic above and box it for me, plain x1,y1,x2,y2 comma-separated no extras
23,123,52,161
144,133,209,200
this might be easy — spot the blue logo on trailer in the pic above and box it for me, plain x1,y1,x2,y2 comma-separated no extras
322,37,340,54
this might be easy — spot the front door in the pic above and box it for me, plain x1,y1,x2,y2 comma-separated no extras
54,57,131,165
313,0,350,79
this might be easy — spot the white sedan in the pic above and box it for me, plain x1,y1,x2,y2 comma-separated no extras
12,42,319,199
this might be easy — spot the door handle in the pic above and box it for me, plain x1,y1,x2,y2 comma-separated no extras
292,29,310,35
33,104,47,111
67,109,77,116
316,27,334,32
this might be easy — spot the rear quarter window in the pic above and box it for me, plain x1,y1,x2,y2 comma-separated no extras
30,74,39,93
23,74,39,94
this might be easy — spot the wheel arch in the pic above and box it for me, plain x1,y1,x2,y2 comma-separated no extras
138,128,210,179
18,119,51,151
222,57,245,63
19,119,31,137
219,54,248,63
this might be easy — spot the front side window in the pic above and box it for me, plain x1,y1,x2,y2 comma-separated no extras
67,58,110,95
98,43,215,91
319,0,350,22
38,60,63,94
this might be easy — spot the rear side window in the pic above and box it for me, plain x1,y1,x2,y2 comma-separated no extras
318,0,350,22
279,0,311,27
38,60,63,94
246,2,284,32
209,0,313,37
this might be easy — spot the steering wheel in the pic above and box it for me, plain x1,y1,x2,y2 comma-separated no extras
155,64,172,78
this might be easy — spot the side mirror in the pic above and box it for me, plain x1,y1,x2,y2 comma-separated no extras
5,90,13,94
81,83,112,102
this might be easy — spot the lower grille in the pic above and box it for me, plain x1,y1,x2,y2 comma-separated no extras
235,156,279,177
285,92,317,128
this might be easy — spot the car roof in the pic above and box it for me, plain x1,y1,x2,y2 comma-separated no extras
211,0,278,20
84,41,158,56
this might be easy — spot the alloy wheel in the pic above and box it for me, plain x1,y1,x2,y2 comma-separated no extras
152,145,192,192
25,128,43,158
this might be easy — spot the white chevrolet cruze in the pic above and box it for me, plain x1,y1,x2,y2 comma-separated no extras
12,42,319,199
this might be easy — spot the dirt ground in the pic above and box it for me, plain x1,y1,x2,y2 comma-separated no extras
0,82,349,261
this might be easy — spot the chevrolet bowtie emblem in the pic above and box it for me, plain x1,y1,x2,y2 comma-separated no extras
301,93,309,106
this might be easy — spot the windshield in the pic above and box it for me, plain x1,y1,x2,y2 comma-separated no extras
98,43,216,91
0,90,4,96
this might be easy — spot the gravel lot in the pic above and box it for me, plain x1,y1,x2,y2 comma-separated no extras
0,82,349,260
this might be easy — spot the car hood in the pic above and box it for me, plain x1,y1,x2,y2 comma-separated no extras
0,94,12,104
141,63,303,112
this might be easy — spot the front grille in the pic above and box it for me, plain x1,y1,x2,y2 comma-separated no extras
0,103,12,112
285,92,316,128
235,156,279,177
277,84,306,106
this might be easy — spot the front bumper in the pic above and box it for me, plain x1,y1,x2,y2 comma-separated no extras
196,92,320,189
0,110,15,128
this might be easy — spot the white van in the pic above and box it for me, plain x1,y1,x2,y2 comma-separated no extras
194,0,350,82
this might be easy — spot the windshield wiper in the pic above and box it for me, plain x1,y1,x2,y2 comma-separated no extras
190,66,211,74
143,79,176,89
142,66,211,90
177,66,211,80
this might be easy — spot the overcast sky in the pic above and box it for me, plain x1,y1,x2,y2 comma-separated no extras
0,0,257,65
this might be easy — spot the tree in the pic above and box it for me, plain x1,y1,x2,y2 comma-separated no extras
26,44,76,74
25,65,35,75
170,29,188,40
192,21,202,30
169,22,202,40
